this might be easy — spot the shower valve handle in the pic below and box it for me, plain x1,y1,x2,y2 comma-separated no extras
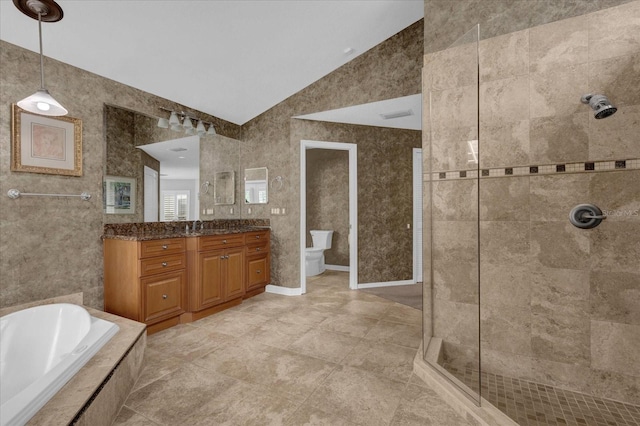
569,204,606,229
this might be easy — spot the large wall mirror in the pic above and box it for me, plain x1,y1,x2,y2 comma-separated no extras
103,104,241,223
244,167,268,204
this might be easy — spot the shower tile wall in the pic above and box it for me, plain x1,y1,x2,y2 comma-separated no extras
425,1,640,405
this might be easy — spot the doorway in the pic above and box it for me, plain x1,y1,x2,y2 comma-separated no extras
300,140,357,293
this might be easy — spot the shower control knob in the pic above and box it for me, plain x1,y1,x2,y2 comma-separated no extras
569,204,606,229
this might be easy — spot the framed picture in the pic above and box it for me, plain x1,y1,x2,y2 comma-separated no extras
11,104,83,176
103,176,136,214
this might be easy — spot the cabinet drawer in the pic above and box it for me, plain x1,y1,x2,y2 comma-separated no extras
245,241,269,255
245,230,269,243
140,253,186,277
247,255,269,290
140,238,185,258
199,234,244,251
142,270,185,323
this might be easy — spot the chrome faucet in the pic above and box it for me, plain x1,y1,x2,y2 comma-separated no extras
193,219,203,231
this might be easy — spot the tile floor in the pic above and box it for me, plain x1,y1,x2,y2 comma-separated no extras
112,271,472,425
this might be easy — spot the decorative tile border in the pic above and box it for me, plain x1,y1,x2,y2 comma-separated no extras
429,158,640,181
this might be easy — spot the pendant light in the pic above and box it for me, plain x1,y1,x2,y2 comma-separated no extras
15,0,68,116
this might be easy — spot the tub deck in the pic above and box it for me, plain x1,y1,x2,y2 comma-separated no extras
0,294,146,426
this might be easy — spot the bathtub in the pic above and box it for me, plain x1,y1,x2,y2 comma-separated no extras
0,303,119,426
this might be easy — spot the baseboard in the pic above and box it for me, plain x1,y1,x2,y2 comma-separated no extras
357,279,415,289
413,344,518,426
265,284,303,296
325,264,350,272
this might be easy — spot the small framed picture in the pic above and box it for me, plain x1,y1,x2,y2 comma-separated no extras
11,104,83,176
103,176,136,214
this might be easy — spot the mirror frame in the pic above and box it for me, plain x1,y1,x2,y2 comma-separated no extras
244,167,268,204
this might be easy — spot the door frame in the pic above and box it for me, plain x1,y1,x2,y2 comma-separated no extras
300,140,358,293
413,148,423,283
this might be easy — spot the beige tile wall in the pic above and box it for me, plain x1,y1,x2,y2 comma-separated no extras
424,1,640,404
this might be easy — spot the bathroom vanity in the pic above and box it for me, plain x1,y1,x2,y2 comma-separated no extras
102,222,270,334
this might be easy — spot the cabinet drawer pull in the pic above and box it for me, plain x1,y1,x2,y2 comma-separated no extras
162,294,168,299
161,262,168,267
256,247,261,251
162,245,168,250
222,239,227,244
255,235,260,239
256,269,261,274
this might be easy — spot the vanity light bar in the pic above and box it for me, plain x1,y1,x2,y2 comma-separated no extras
158,107,217,135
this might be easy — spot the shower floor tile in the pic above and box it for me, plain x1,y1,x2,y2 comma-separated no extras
443,364,640,426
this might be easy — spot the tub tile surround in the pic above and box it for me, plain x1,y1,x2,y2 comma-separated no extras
424,0,640,411
113,271,473,426
0,294,146,426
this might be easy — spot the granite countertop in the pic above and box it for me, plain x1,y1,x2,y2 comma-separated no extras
102,226,269,241
102,219,271,241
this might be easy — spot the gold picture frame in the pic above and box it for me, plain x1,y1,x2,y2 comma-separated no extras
11,104,83,176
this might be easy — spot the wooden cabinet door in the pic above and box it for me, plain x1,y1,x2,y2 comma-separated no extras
198,250,224,309
224,247,245,300
246,254,269,291
142,270,186,324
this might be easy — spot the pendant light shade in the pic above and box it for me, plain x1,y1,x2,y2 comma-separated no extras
15,0,68,116
182,117,194,130
17,88,68,116
206,124,217,136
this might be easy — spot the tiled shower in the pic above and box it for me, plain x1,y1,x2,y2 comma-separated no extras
422,2,639,425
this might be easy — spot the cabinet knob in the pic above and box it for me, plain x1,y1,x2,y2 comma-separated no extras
220,255,225,260
256,269,262,274
162,294,168,299
162,245,168,250
223,239,227,244
161,262,168,267
256,247,261,251
256,235,260,239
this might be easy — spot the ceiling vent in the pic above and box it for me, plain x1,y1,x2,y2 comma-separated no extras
379,109,413,120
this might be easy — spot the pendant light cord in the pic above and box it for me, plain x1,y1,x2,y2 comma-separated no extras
38,12,45,90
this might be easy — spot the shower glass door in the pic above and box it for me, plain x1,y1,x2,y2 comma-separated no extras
423,24,481,404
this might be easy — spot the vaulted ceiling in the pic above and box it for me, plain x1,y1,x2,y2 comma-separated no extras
0,0,424,125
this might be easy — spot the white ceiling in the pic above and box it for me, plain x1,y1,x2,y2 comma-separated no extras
137,135,200,180
0,0,424,125
295,93,422,130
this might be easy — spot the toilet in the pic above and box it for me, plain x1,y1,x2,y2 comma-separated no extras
305,230,334,276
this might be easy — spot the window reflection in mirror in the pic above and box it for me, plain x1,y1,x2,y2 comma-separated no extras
244,167,268,204
214,171,235,205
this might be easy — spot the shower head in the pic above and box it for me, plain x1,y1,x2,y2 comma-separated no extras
581,94,617,119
